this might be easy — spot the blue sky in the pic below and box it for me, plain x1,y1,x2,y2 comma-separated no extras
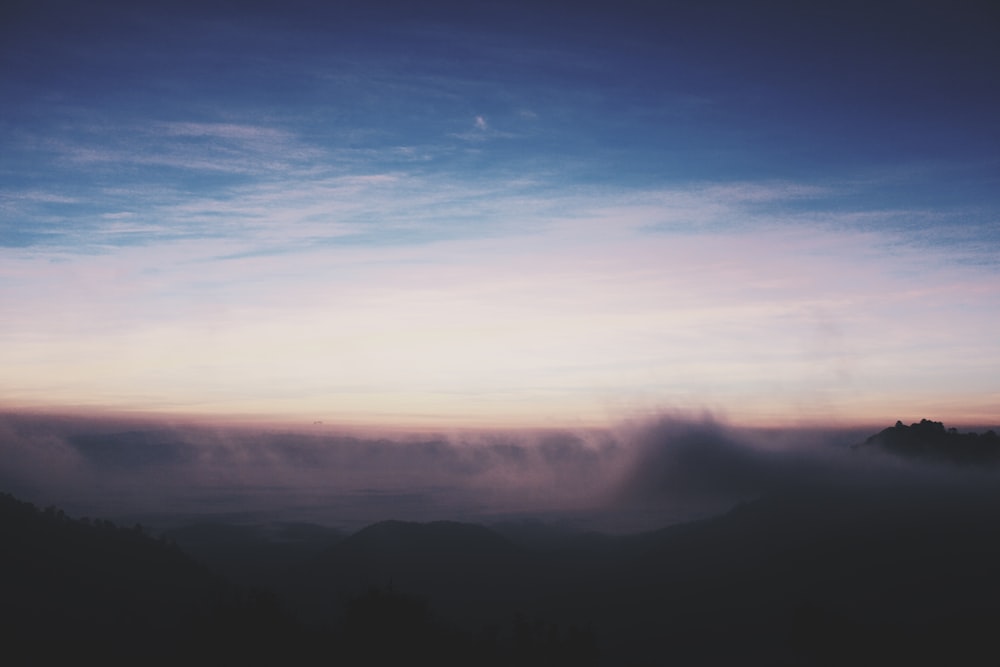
2,0,998,427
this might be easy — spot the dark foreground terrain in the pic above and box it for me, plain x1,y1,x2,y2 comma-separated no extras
6,421,1000,666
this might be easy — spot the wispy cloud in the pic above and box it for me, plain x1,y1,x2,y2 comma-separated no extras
155,122,294,142
51,129,320,176
2,175,997,426
451,113,520,142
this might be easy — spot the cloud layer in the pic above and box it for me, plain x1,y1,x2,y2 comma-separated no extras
3,411,994,534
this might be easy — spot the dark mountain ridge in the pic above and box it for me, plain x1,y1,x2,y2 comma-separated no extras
9,481,1000,665
862,418,1000,464
9,419,1000,665
162,520,345,588
0,492,315,665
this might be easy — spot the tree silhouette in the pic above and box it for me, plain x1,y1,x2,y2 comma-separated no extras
864,419,1000,464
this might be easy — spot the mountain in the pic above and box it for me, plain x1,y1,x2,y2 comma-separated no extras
162,520,345,588
862,418,1000,464
603,485,1000,666
281,519,536,628
12,419,1000,665
0,492,315,665
268,485,1000,666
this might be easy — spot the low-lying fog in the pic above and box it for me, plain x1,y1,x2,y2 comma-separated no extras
2,411,992,533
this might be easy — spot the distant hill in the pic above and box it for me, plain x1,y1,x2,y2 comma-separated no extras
162,520,344,588
266,487,1000,666
616,484,1000,657
281,519,535,628
862,419,1000,464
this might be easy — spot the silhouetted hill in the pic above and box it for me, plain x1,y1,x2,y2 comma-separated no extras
346,519,518,555
0,492,315,665
324,519,524,587
283,520,538,628
862,418,1000,464
570,484,1000,666
490,517,615,551
162,520,344,588
272,485,1000,666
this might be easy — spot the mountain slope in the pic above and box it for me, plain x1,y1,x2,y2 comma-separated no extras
0,492,314,665
271,484,1000,666
281,519,538,627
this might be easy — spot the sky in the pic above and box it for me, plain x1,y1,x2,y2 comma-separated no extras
2,0,999,430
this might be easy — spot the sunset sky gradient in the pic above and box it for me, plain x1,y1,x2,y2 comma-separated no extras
2,0,998,428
